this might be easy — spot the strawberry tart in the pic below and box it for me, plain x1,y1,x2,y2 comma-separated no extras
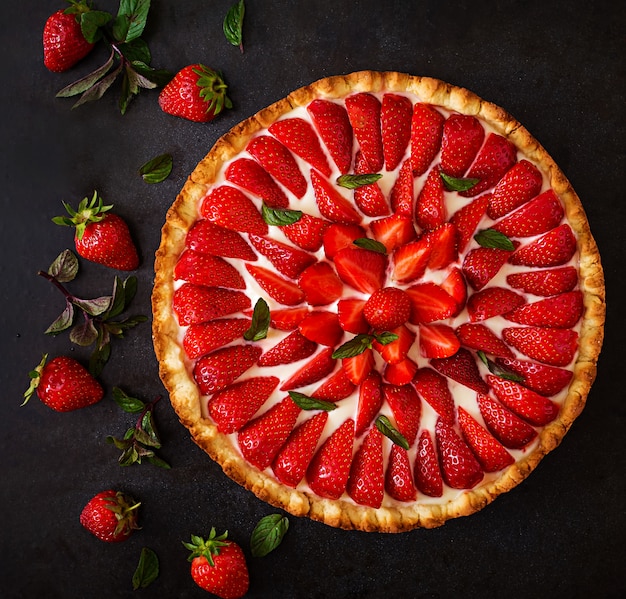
152,71,605,532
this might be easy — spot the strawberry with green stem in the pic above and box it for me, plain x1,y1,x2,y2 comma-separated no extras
80,490,141,543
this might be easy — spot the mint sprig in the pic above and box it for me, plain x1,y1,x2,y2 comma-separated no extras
223,0,245,52
244,298,270,341
332,332,398,359
474,229,515,251
250,514,289,558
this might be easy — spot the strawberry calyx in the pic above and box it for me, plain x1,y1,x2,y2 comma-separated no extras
105,491,141,538
22,354,48,406
193,65,233,118
183,529,232,567
52,191,113,240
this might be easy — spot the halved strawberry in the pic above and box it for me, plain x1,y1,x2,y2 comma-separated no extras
337,298,370,334
495,358,573,396
280,347,336,390
370,213,417,252
476,392,537,449
355,371,383,436
268,307,310,331
200,185,267,235
435,418,484,489
504,291,583,328
225,157,289,209
373,324,415,365
486,159,543,219
509,223,577,267
491,189,564,237
466,286,525,322
462,245,515,291
424,223,458,270
346,426,385,508
281,213,330,252
450,193,491,253
406,282,457,324
456,323,514,358
391,236,432,284
307,418,355,499
248,234,316,279
343,348,376,385
414,430,443,497
345,93,384,172
193,345,262,395
208,376,280,433
311,367,356,401
298,262,343,306
461,133,517,197
381,93,413,171
441,267,468,314
353,151,390,216
502,326,578,367
298,311,344,346
415,166,446,230
268,117,332,177
173,284,251,326
413,367,455,424
257,330,318,366
506,266,578,297
175,250,245,289
418,323,461,359
307,99,353,174
383,356,418,386
186,219,257,261
389,159,414,215
385,444,417,502
410,103,445,176
363,287,412,330
333,247,387,294
245,264,305,305
430,348,489,394
383,383,421,445
322,223,366,260
183,318,251,359
310,169,363,224
440,114,485,178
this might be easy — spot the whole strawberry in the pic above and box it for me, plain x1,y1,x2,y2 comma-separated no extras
80,490,140,542
53,191,139,271
43,1,96,73
183,529,249,598
159,64,232,122
23,354,103,412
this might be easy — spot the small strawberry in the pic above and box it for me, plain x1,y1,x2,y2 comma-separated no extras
281,213,330,252
248,234,316,279
415,166,446,230
504,290,584,328
346,426,385,508
440,114,485,178
381,93,413,171
280,347,336,391
413,367,455,425
186,219,257,261
310,170,363,224
389,158,414,215
345,93,384,172
353,151,390,216
423,223,458,270
383,356,418,386
158,64,231,122
486,159,544,219
430,348,489,394
53,192,139,271
343,348,376,385
23,355,103,412
355,371,384,436
173,284,251,326
175,250,245,289
80,490,140,543
391,235,432,284
193,345,262,395
363,287,412,330
268,307,310,331
418,323,461,359
506,266,578,297
383,383,421,445
225,158,289,209
333,247,387,294
476,392,537,449
449,193,490,253
307,99,353,174
298,311,344,346
183,318,252,359
373,324,415,365
385,444,417,502
370,213,417,252
311,366,356,400
462,245,515,291
435,418,484,489
246,264,305,305
456,323,514,358
502,326,579,367
495,357,573,396
201,185,267,235
466,286,525,322
406,282,457,324
509,223,577,267
297,262,343,306
491,189,564,237
322,223,367,260
410,103,445,176
257,330,317,366
414,429,443,497
183,530,249,599
337,298,370,334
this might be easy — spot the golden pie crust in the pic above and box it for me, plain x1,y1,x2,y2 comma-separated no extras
152,71,605,532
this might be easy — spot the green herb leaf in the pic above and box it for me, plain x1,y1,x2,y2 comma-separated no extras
71,63,123,109
113,387,146,413
336,173,382,189
48,249,79,283
118,38,151,64
373,331,399,346
262,204,303,226
476,350,525,382
132,547,159,590
89,340,111,377
353,237,387,254
288,391,337,411
70,319,99,346
45,303,75,335
72,295,113,317
375,415,409,450
250,514,289,557
474,229,515,251
244,298,270,341
56,51,116,98
440,171,480,192
332,334,374,359
113,0,151,43
223,0,245,52
139,153,173,183
80,10,112,44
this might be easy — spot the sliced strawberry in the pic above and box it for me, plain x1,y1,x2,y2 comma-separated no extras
208,376,279,433
461,133,517,197
268,117,332,176
355,371,383,436
415,166,446,230
298,311,344,346
298,262,343,306
441,267,468,314
504,291,583,328
225,157,289,209
183,318,251,359
343,348,375,385
391,235,432,284
310,169,363,224
487,159,543,219
389,158,414,215
245,264,305,305
430,348,489,394
280,347,337,391
373,324,415,365
456,323,514,358
333,247,387,294
238,395,302,469
457,407,514,472
337,298,370,334
268,307,310,331
363,287,412,330
281,213,330,252
502,326,578,367
381,93,413,171
186,219,257,261
450,193,491,253
272,411,329,488
257,330,318,367
246,134,307,198
346,426,385,508
311,367,356,401
353,151,390,217
383,383,421,445
413,367,455,424
476,392,537,449
307,418,355,499
173,284,251,326
248,234,316,279
419,323,461,359
410,103,445,176
462,245,515,291
414,430,443,497
385,444,417,502
200,185,267,235
466,286,526,322
406,282,457,324
370,213,417,252
307,98,353,174
510,223,577,267
491,189,564,237
175,250,245,289
424,223,458,270
345,93,384,172
506,266,578,297
383,357,418,386
435,418,484,489
495,358,573,396
322,223,366,260
440,114,485,177
193,345,262,395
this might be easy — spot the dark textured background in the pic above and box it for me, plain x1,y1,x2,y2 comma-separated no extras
1,1,624,597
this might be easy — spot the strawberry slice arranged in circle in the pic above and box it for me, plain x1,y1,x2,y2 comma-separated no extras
506,266,578,297
186,219,257,261
307,98,353,174
415,166,446,231
486,159,543,219
298,262,343,306
510,223,577,267
183,318,251,359
381,93,413,171
414,430,443,497
435,418,484,489
311,169,363,224
440,114,485,178
461,133,517,197
345,92,384,172
430,348,489,394
298,310,344,346
173,284,251,326
355,371,384,436
389,159,414,215
406,282,457,324
502,326,579,367
476,392,537,449
491,189,564,237
225,157,289,209
333,246,387,294
495,358,573,396
456,323,514,358
413,367,455,425
322,223,367,260
280,347,337,391
281,213,330,252
257,330,317,367
246,264,305,305
193,345,262,395
503,291,584,328
343,348,376,385
450,193,491,253
385,444,417,502
175,250,245,289
410,103,445,176
347,426,385,508
418,323,461,359
383,383,421,445
370,212,417,252
201,185,268,235
248,234,316,279
466,286,525,322
354,151,390,216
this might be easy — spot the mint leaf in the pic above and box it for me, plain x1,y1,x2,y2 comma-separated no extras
477,350,525,382
112,387,146,413
132,547,159,590
332,334,374,359
45,303,74,335
48,249,79,283
56,51,116,98
244,298,270,341
375,415,409,450
288,391,337,411
70,319,99,347
113,0,151,43
223,0,245,52
440,171,480,192
262,205,303,226
353,237,387,254
336,173,382,189
80,10,112,44
474,229,515,251
139,153,173,183
373,331,399,346
250,514,289,557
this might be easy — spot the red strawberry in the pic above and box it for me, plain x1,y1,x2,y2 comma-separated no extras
268,307,310,331
389,159,414,215
406,282,457,324
333,247,387,294
502,326,578,367
184,530,249,599
504,291,583,328
225,158,289,209
506,266,578,297
272,411,329,487
414,430,443,497
248,234,316,279
430,348,489,394
281,213,330,252
322,223,366,259
345,93,384,172
466,286,525,322
424,223,458,270
183,318,251,359
53,193,139,271
491,189,564,237
419,323,461,359
435,418,484,489
346,426,385,508
201,185,267,235
410,103,445,176
311,169,363,224
353,151,390,216
383,383,421,445
413,367,455,424
343,348,376,385
381,93,413,171
176,250,245,289
307,418,355,499
208,376,280,433
246,263,305,305
80,490,140,543
450,193,491,252
307,99,353,174
440,114,485,177
237,395,301,469
43,4,95,73
461,133,517,197
476,392,537,449
373,324,415,365
391,236,432,284
337,298,370,334
495,358,573,396
268,118,332,176
457,407,514,472
462,245,515,291
456,323,514,358
257,330,317,366
298,311,344,346
311,366,356,400
23,355,103,412
415,166,446,230
385,444,417,502
510,223,577,267
370,213,417,252
246,135,307,198
280,347,336,390
186,219,257,261
298,262,343,306
363,287,412,330
441,267,468,314
193,345,262,395
159,64,232,123
487,160,544,219
383,356,418,386
355,371,383,436
173,284,251,326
